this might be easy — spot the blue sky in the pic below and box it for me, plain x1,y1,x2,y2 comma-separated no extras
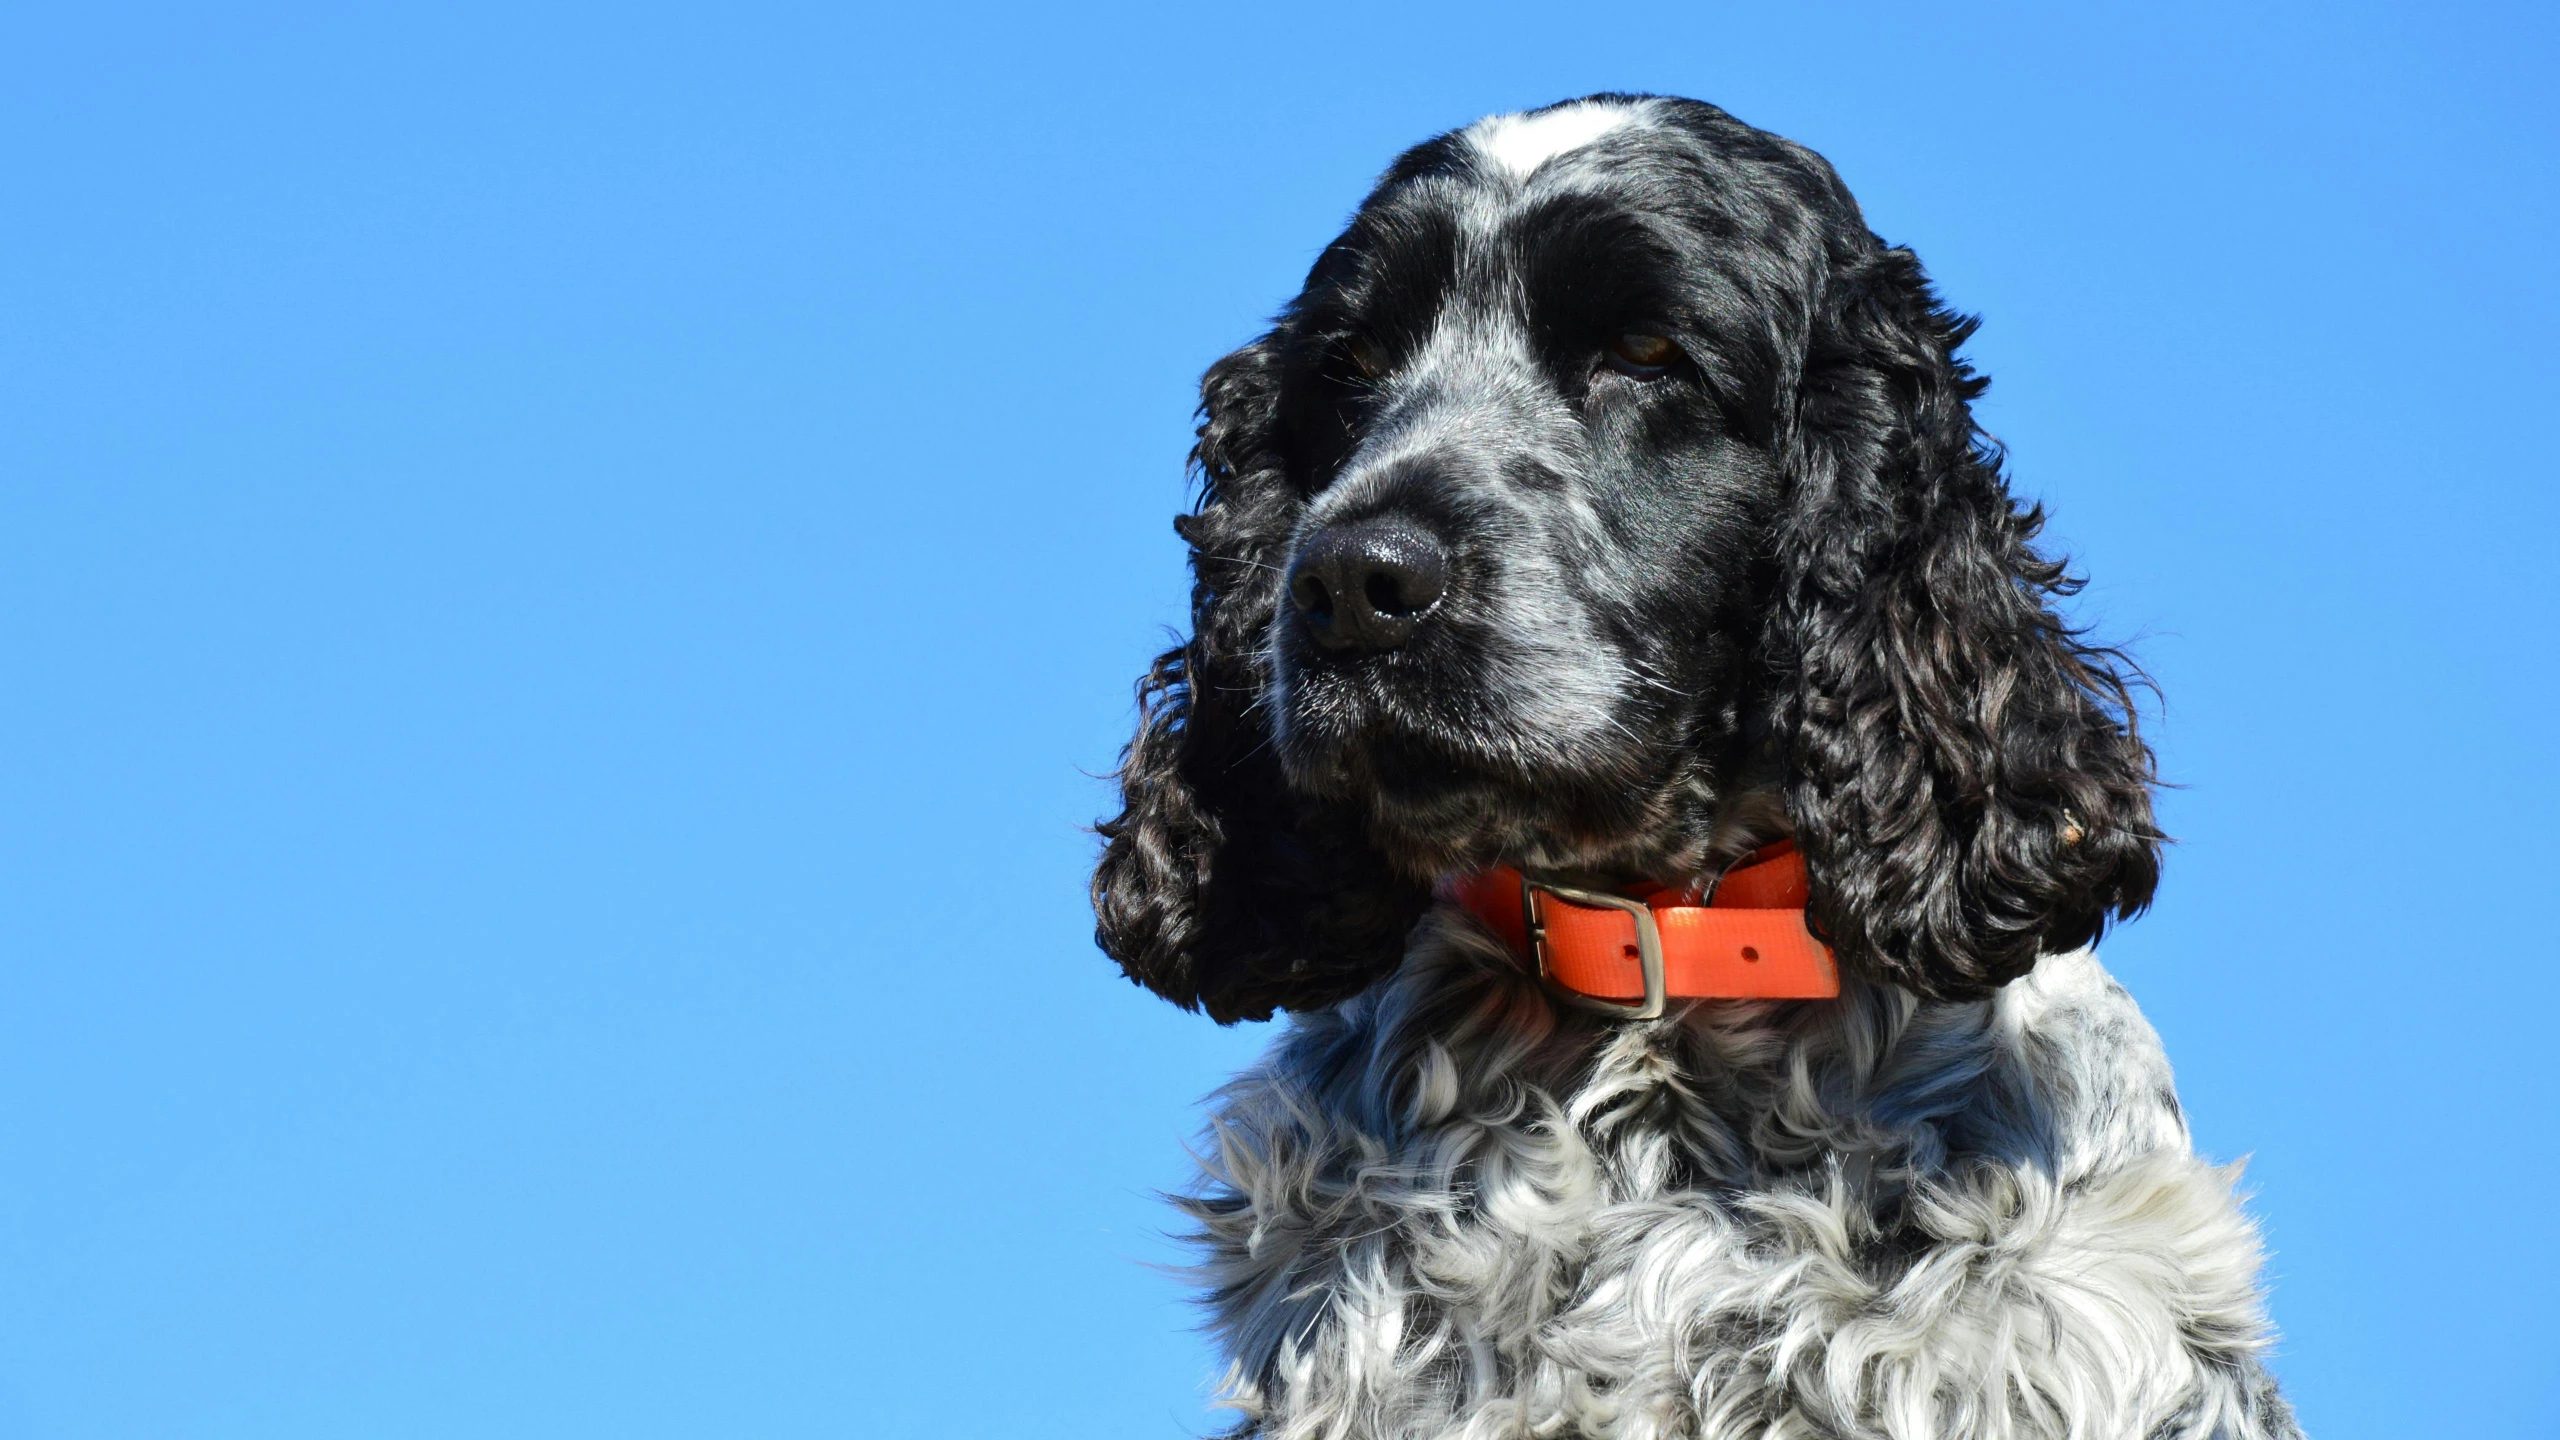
3,3,2554,1437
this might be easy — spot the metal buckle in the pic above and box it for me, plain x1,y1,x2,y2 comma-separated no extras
1520,876,1668,1021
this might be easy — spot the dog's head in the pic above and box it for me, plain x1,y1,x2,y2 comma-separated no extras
1094,96,2160,1022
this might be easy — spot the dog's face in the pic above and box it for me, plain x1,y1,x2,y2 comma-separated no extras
1096,97,2163,1022
1267,101,1793,882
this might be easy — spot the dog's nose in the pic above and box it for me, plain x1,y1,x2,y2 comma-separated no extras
1288,516,1450,653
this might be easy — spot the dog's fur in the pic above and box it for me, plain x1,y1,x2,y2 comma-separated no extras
1093,96,2299,1440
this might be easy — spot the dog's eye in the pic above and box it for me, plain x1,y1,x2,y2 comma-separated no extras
1605,332,1682,378
1340,335,1387,382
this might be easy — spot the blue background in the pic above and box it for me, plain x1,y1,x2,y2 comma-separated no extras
5,3,2554,1436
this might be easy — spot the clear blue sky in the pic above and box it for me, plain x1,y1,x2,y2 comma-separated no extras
4,3,2554,1437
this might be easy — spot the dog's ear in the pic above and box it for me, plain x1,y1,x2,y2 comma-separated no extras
1774,245,2162,1001
1091,337,1431,1023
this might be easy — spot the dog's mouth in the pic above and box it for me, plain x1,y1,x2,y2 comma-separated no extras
1273,678,1716,880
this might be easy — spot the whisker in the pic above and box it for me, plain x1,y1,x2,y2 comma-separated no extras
1210,554,1288,575
1623,658,1697,699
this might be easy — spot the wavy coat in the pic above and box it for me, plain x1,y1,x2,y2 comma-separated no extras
1091,96,2297,1439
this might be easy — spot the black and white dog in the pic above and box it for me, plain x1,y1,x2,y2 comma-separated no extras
1094,96,2298,1440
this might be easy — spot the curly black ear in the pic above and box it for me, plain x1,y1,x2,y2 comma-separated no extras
1777,245,2162,1001
1092,339,1430,1023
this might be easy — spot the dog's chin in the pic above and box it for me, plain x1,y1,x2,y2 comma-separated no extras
1278,719,1728,884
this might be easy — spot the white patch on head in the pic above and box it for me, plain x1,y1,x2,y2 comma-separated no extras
1465,101,1644,179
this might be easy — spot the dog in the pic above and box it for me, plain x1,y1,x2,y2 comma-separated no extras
1092,95,2299,1440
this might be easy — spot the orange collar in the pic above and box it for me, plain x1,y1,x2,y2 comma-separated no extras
1439,840,1839,1018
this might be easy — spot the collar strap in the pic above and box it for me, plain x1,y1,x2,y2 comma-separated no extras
1438,840,1839,1018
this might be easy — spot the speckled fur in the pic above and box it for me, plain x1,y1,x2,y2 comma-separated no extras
1183,916,2298,1440
1090,95,2298,1437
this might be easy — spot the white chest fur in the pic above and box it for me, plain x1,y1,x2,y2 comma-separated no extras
1182,915,2301,1440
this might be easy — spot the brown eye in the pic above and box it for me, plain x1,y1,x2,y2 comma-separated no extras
1341,335,1387,381
1605,331,1681,376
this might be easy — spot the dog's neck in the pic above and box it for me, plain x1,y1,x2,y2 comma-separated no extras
1524,786,1794,897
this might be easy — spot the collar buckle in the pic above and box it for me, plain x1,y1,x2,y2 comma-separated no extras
1521,877,1668,1021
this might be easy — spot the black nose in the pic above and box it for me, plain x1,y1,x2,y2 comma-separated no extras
1287,516,1450,653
